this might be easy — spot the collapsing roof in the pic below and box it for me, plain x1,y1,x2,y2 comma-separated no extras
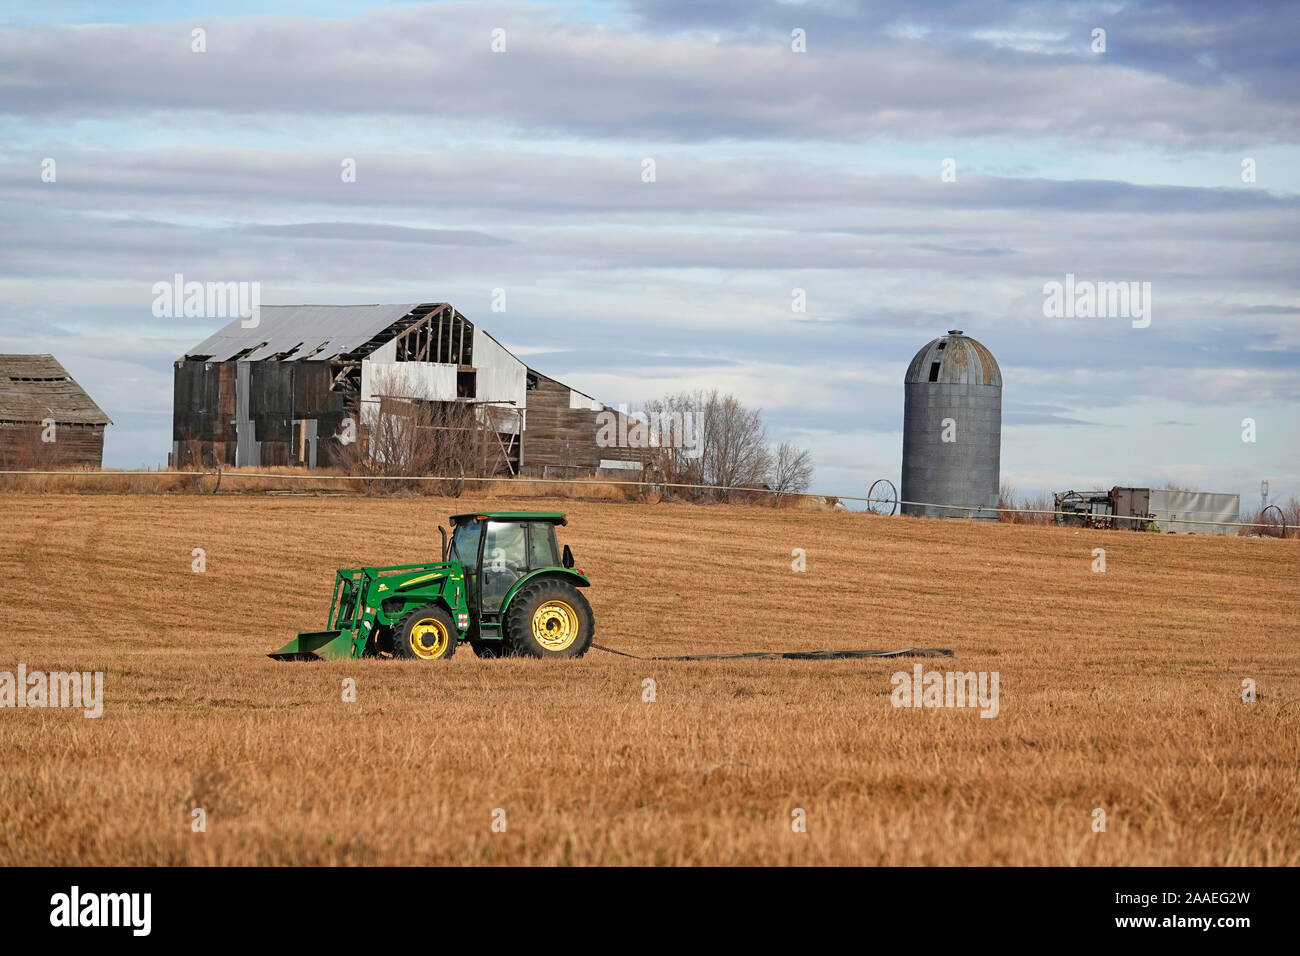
0,354,112,425
180,302,606,406
182,303,432,363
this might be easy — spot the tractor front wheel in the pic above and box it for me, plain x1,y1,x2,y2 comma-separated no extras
393,605,458,660
504,580,594,658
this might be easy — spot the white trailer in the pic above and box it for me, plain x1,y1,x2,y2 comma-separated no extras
1111,487,1240,534
1148,489,1240,534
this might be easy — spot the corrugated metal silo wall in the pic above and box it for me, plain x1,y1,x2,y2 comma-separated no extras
901,382,1001,519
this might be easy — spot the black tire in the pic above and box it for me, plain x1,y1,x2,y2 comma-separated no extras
470,637,507,658
368,625,395,657
392,605,458,660
503,579,594,659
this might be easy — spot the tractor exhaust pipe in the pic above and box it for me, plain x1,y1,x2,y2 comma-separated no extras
439,525,448,562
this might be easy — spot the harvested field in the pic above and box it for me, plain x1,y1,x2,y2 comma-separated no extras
0,492,1297,866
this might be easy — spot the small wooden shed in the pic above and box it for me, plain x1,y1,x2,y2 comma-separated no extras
0,354,112,468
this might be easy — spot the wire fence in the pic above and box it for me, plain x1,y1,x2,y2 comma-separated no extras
0,468,1289,533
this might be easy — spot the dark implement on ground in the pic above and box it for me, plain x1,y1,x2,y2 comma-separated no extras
590,644,953,661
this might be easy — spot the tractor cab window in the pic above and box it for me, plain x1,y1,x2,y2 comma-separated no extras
529,523,561,569
450,520,482,567
480,521,528,614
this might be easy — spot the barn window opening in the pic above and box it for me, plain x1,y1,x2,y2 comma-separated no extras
928,362,941,382
9,376,68,382
457,369,477,399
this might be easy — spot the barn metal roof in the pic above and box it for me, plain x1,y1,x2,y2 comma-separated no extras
905,330,1002,387
181,303,430,362
0,354,112,425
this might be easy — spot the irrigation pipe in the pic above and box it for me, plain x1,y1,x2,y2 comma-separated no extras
0,469,1288,532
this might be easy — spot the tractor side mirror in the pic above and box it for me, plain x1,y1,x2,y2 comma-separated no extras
562,544,574,569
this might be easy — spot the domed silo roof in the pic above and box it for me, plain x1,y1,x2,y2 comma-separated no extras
904,330,1001,387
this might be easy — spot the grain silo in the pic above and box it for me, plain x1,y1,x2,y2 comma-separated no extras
901,330,1001,519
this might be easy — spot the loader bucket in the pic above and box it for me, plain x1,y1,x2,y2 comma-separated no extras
268,630,355,661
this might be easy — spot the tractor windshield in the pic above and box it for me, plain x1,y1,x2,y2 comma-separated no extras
450,520,482,566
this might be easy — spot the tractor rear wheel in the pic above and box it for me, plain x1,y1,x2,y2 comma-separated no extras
393,605,458,660
503,580,594,658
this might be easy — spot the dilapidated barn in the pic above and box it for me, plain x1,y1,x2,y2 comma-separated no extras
0,354,112,468
172,303,649,476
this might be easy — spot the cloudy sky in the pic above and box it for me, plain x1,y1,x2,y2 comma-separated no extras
1,0,1296,506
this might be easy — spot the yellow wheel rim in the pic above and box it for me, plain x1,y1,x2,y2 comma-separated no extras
409,618,450,659
532,600,579,651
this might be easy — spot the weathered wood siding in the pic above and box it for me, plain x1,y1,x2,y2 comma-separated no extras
0,422,105,468
521,375,652,474
172,359,353,468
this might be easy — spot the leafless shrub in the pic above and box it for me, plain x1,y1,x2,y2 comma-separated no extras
767,442,813,503
1285,496,1300,534
643,389,811,505
997,480,1018,520
1239,498,1297,538
337,367,506,494
640,392,706,501
998,481,1053,524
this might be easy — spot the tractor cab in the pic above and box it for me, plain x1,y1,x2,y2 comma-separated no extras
446,512,589,657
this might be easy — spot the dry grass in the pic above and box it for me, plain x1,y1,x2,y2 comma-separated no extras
0,491,1297,866
0,465,360,495
0,465,842,509
0,467,691,503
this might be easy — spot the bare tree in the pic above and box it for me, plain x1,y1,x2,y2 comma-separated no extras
702,391,770,500
338,366,504,493
767,442,813,500
642,389,775,502
641,390,703,495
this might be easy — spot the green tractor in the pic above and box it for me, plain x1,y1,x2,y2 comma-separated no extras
269,512,594,661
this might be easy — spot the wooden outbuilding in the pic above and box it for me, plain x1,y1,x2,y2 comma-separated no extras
0,354,112,468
